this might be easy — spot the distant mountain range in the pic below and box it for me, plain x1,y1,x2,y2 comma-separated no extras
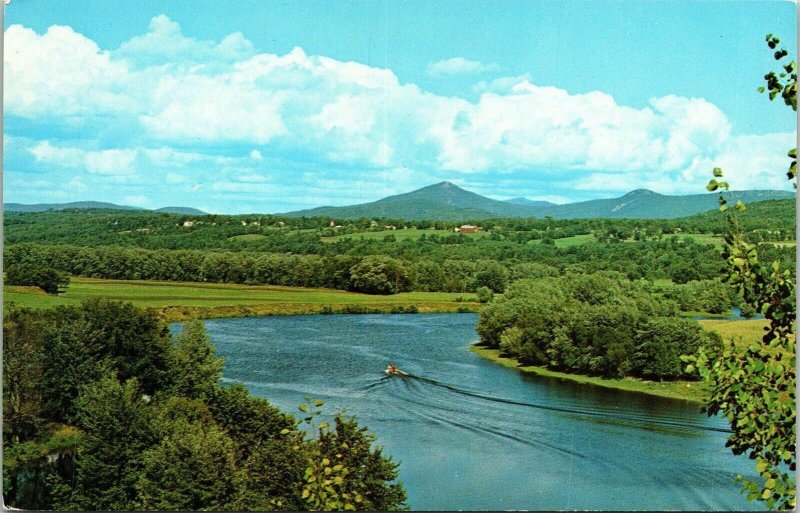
282,181,795,220
5,183,795,220
4,201,206,215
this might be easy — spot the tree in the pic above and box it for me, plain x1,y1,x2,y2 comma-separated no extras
172,321,224,401
5,262,69,295
475,286,494,303
3,308,46,444
687,34,796,510
349,256,411,295
65,375,156,511
472,260,509,293
315,416,408,511
136,418,238,511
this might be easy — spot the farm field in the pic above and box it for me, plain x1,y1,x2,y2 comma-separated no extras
526,233,597,247
4,277,480,321
698,318,796,347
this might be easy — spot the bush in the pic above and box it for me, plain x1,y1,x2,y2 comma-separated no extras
476,286,494,303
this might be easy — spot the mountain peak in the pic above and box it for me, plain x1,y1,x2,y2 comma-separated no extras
427,180,459,189
623,188,659,197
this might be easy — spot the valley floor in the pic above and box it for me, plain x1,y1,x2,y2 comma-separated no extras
4,277,481,322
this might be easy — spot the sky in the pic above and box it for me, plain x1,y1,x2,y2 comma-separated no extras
3,0,797,214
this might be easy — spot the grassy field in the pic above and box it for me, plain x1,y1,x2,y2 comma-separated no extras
4,278,481,322
320,228,489,243
698,318,796,347
678,233,726,246
527,233,597,248
677,233,795,249
228,233,269,242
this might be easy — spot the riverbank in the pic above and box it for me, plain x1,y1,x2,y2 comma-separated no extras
470,345,708,403
4,277,482,322
470,318,783,404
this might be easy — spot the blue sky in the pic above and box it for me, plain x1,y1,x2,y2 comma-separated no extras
3,0,797,213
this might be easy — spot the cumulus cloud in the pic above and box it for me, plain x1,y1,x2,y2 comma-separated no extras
432,81,733,174
5,16,796,208
114,14,254,66
427,57,500,76
4,24,133,118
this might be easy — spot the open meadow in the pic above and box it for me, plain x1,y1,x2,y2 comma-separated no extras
4,277,481,321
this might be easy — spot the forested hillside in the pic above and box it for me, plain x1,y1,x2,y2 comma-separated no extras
281,181,794,220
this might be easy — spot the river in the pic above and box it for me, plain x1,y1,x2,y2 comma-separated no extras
175,313,761,510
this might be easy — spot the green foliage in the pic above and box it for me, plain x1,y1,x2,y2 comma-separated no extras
294,400,408,511
5,261,69,294
662,279,736,314
686,35,796,510
475,286,494,303
136,418,238,510
349,256,411,295
478,274,718,380
3,308,46,443
2,303,407,511
172,321,224,401
67,375,157,510
472,260,509,293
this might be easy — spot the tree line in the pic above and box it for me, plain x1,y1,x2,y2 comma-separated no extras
3,300,408,511
476,273,724,380
8,241,789,300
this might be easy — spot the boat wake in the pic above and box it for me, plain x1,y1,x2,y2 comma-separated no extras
366,372,732,435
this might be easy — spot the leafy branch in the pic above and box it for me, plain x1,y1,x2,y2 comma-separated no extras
684,34,796,510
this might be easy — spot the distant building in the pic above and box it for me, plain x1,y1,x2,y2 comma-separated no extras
370,220,379,228
385,225,397,230
182,220,195,227
456,225,481,233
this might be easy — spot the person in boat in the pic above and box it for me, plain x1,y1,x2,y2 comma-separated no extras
386,363,398,374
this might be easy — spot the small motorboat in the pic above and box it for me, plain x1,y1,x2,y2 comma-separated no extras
384,364,409,376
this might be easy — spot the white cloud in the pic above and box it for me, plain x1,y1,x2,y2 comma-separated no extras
29,141,85,167
431,80,734,176
4,24,132,118
139,73,288,144
29,141,138,175
6,17,796,204
114,14,253,66
85,149,138,175
427,57,500,76
143,147,236,167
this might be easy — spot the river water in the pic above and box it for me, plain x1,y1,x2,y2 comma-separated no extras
178,313,761,511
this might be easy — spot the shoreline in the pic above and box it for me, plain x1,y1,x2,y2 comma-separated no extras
469,344,708,404
158,302,482,323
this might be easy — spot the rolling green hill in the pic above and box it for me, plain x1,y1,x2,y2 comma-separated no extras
5,202,206,215
282,181,795,220
4,201,142,212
